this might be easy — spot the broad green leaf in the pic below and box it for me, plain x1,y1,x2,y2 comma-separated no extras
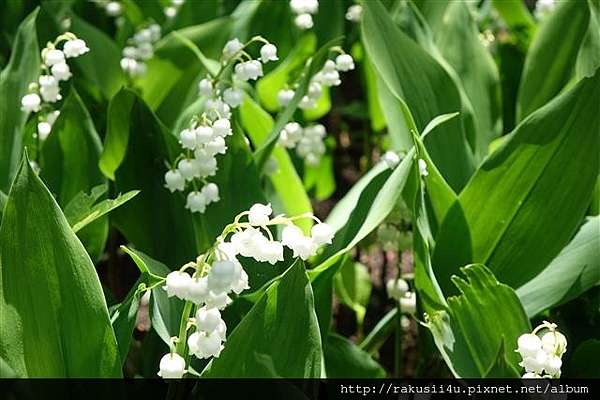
122,247,182,347
309,253,346,341
576,0,600,79
324,333,385,378
435,1,502,159
0,190,6,221
203,261,322,377
303,153,336,201
65,188,139,233
517,216,600,317
0,8,39,193
517,0,590,120
239,97,312,232
565,339,600,378
68,13,126,99
110,280,143,364
376,74,411,151
362,0,474,191
426,264,530,378
334,259,372,326
483,341,520,378
362,55,387,133
0,155,121,377
254,37,342,170
433,71,600,292
100,88,197,267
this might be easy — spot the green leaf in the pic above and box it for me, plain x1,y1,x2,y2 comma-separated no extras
435,1,502,159
324,333,385,378
100,89,197,266
433,70,600,292
254,37,342,170
517,216,600,317
484,341,521,378
0,8,39,192
362,0,474,191
110,280,143,364
517,0,590,120
359,308,398,355
239,97,312,232
334,259,372,326
426,264,530,378
576,0,600,79
491,0,536,43
202,260,322,377
0,190,7,222
122,247,182,347
0,154,121,377
64,187,139,233
565,339,600,378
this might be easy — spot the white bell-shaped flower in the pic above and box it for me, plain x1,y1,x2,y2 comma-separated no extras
186,191,208,213
345,4,363,22
37,122,52,140
212,118,232,137
186,276,209,304
418,158,429,177
260,241,284,265
277,89,295,107
335,54,355,72
215,319,227,341
386,278,409,301
299,95,316,110
179,128,197,150
208,260,239,293
205,291,233,310
39,75,61,103
201,183,220,203
520,349,547,375
157,353,186,378
311,223,334,245
177,159,196,181
541,331,567,356
223,38,243,60
307,81,322,100
51,62,72,81
517,333,542,358
290,0,319,14
544,354,562,377
205,98,231,120
223,87,243,108
399,292,416,314
382,151,400,169
163,271,192,299
260,43,278,63
195,306,223,333
44,48,65,66
192,153,218,178
231,267,249,294
105,1,122,16
204,136,227,156
248,203,272,226
21,93,41,113
198,78,213,97
188,331,223,359
63,38,89,58
164,169,185,192
294,13,314,29
195,125,214,144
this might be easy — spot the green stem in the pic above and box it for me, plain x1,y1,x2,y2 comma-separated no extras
394,302,402,378
175,301,194,356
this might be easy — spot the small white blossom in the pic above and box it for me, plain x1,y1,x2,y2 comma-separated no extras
164,6,177,18
278,122,303,148
157,353,186,378
186,191,207,213
281,225,317,260
21,93,42,113
195,125,214,144
277,89,295,107
205,136,227,156
163,271,192,299
185,276,209,304
294,13,314,29
418,158,428,177
260,43,278,63
248,203,272,226
223,38,243,60
399,292,416,314
307,81,322,100
311,223,334,245
212,118,232,137
335,54,355,72
44,49,65,66
63,38,89,58
105,1,122,16
37,122,52,140
164,169,185,192
517,333,543,358
298,95,316,110
382,151,400,169
223,87,243,108
207,260,239,293
179,128,197,150
198,78,213,97
51,62,72,81
201,183,220,203
192,153,218,178
290,0,319,15
177,159,196,181
387,278,409,301
39,75,61,102
541,331,567,356
188,331,223,359
205,291,232,310
195,306,223,333
345,4,363,22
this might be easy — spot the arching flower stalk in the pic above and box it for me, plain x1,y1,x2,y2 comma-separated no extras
164,36,281,214
156,204,334,378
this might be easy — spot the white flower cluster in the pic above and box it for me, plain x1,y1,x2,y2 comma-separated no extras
517,321,567,379
157,204,334,378
164,37,279,213
387,278,416,314
278,54,354,112
278,122,327,166
345,4,363,22
290,0,319,29
535,0,556,19
165,0,185,19
20,33,89,141
120,24,161,78
91,0,123,17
